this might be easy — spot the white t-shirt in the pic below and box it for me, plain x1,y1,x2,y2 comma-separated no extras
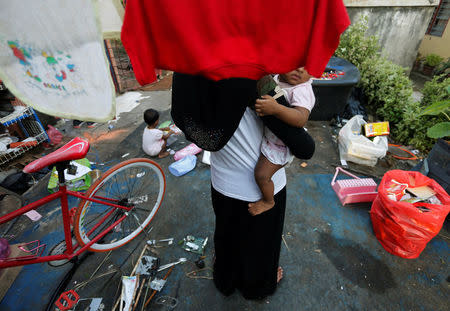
274,75,315,112
210,108,286,202
142,128,164,156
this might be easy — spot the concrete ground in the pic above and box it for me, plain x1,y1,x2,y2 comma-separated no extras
0,76,448,310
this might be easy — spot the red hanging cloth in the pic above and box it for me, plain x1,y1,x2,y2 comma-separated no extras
121,0,350,84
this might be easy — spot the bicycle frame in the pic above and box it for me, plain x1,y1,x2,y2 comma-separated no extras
0,183,132,269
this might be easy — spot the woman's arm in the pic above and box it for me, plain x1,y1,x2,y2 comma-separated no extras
255,95,310,128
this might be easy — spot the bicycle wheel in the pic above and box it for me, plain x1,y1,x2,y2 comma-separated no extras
74,158,165,252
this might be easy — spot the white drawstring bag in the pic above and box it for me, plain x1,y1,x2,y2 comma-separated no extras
0,0,115,122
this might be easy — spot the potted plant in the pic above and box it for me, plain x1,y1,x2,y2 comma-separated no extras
413,53,424,72
423,54,444,76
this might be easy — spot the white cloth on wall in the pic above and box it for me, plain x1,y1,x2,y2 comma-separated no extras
0,0,115,122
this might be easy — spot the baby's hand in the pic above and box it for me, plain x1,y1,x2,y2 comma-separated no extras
255,95,279,117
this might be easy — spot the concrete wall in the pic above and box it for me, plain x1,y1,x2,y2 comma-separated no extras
344,0,438,70
418,27,450,59
98,0,124,39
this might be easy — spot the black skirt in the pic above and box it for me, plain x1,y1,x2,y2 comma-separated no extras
211,186,287,299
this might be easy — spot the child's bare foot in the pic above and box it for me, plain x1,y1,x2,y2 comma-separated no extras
158,151,170,158
277,266,283,283
248,199,275,216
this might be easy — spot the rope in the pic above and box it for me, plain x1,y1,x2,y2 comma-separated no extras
388,144,418,161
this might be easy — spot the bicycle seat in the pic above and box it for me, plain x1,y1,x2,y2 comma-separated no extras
23,137,90,173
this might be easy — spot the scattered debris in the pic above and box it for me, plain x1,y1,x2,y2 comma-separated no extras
179,235,208,254
55,290,79,311
202,150,211,165
150,278,166,291
146,238,173,247
144,266,175,308
122,153,130,158
120,276,138,311
136,256,159,275
281,234,290,252
24,209,42,221
74,270,118,292
186,268,213,280
300,162,308,168
155,296,178,309
73,298,104,311
158,258,187,272
195,258,205,269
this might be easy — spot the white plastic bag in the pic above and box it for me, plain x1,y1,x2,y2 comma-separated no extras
338,115,388,166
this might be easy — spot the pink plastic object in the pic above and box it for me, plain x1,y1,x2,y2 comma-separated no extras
173,143,202,161
331,167,378,205
47,125,63,145
18,240,46,258
24,210,42,221
0,238,11,260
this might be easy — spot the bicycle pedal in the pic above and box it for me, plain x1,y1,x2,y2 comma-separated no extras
55,289,79,311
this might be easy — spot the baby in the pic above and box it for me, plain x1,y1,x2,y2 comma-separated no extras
249,67,315,216
142,109,173,158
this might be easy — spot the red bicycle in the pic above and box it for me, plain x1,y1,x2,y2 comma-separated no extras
0,137,166,268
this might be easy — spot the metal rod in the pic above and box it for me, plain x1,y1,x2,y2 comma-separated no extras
68,190,132,211
0,191,61,225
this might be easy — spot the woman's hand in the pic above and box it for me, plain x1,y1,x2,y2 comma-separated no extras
255,95,280,117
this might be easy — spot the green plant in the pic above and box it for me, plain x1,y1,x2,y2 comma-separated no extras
434,57,450,76
334,15,380,68
397,76,450,151
335,17,447,152
420,84,450,139
424,54,444,67
359,56,413,128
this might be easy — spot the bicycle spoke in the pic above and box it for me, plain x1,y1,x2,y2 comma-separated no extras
75,160,165,251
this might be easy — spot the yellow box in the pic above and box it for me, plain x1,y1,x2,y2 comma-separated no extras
364,122,390,137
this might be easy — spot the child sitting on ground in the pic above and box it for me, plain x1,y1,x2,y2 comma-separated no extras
249,67,315,216
142,109,173,158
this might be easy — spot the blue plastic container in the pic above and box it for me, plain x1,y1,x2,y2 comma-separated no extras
169,154,197,176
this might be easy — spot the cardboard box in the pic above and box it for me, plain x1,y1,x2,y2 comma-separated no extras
363,121,390,137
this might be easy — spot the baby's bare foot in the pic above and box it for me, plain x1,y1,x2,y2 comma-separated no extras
248,199,275,216
277,266,283,283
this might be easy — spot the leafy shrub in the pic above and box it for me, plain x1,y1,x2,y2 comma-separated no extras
396,76,449,151
334,16,447,152
434,57,450,76
421,74,450,106
424,54,444,67
359,57,413,129
334,15,380,69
